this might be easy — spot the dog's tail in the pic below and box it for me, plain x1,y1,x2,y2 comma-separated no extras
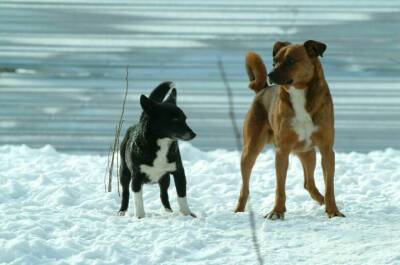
245,51,267,93
149,81,175,102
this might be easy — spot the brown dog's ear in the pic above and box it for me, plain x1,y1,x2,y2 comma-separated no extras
272,41,291,57
304,40,327,58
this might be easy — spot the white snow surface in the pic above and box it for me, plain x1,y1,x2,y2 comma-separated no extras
1,144,400,265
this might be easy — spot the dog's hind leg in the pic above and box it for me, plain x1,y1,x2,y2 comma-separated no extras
118,159,131,216
235,101,269,213
320,146,345,218
297,149,324,205
159,174,172,212
265,148,289,220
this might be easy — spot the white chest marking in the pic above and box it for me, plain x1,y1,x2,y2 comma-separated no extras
140,138,176,182
288,87,318,146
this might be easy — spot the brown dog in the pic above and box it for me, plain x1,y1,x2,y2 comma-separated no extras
235,40,344,219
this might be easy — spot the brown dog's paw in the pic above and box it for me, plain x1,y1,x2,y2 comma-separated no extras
310,191,325,205
326,210,345,218
234,201,247,213
264,210,285,220
234,207,244,213
326,206,345,218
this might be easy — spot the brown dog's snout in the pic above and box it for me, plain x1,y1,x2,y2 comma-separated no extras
268,70,293,85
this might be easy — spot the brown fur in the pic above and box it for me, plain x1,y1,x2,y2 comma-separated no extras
235,41,344,219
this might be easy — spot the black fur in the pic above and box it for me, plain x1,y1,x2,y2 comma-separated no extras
118,81,196,216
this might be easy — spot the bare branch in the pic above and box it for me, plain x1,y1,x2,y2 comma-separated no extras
105,66,129,195
104,143,111,192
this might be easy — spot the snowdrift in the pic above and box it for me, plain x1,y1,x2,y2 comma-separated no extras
0,144,399,265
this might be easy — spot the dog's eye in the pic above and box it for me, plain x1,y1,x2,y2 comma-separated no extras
287,58,295,66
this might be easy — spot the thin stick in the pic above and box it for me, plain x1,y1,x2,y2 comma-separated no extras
107,143,113,192
217,58,264,265
116,123,121,196
104,144,111,192
217,59,242,151
106,66,129,194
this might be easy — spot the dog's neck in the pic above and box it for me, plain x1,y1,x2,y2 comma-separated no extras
138,115,175,146
280,59,327,112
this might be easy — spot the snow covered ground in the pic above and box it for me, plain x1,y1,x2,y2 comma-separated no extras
1,1,400,264
1,143,399,265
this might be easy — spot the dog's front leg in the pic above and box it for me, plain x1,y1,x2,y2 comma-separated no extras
172,161,196,218
320,146,345,218
265,149,289,220
132,175,145,219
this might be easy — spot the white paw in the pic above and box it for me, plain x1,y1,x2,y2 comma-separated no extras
135,208,145,219
180,209,191,216
118,211,127,216
177,197,195,217
180,211,197,218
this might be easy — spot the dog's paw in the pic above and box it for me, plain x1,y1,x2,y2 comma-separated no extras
118,211,127,216
136,214,145,219
264,211,285,220
180,210,197,218
135,210,146,219
234,205,245,213
165,208,173,213
325,203,345,218
234,200,247,213
326,209,345,218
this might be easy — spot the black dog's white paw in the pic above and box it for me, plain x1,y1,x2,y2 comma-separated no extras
180,210,197,218
118,211,127,216
135,209,145,219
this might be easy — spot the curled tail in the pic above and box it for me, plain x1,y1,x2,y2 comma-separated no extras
149,81,175,102
139,81,176,121
245,51,268,93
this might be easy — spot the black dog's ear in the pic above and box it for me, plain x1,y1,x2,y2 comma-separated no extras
164,88,177,105
140,95,157,115
272,41,291,57
304,40,327,58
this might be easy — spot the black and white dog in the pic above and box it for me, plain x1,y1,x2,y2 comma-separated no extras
118,82,196,218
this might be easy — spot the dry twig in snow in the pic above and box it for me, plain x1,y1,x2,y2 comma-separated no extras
105,66,129,195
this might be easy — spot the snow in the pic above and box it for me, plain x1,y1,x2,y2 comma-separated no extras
1,144,400,265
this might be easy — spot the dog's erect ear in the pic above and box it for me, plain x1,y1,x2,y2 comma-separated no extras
140,95,157,115
304,40,327,58
164,88,177,105
272,41,291,57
